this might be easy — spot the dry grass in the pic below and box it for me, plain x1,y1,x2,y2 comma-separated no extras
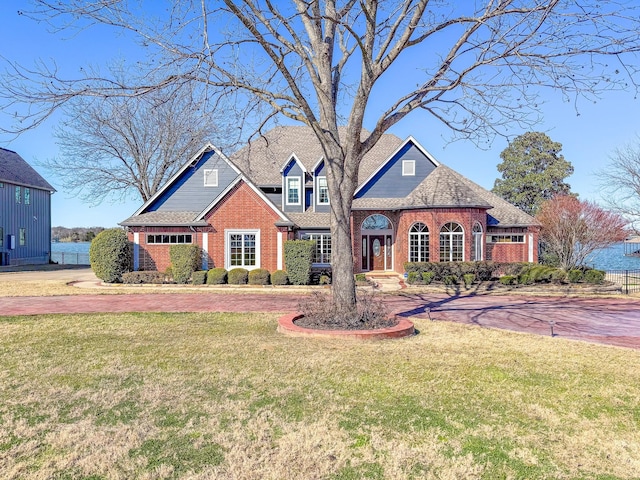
1,312,639,479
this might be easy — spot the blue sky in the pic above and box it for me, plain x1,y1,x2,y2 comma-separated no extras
0,3,638,228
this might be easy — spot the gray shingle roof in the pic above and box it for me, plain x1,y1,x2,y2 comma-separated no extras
120,211,207,227
286,211,331,228
121,126,537,229
230,126,404,186
0,148,55,191
353,164,538,227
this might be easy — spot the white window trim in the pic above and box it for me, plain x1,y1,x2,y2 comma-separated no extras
204,169,218,187
301,232,332,265
402,160,415,176
408,223,429,263
316,176,329,205
286,176,302,205
225,229,261,270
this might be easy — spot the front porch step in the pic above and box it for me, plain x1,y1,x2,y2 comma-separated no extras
363,273,404,291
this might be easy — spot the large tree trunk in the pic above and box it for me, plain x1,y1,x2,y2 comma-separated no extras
322,140,359,312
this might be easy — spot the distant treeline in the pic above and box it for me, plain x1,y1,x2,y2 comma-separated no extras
52,226,106,243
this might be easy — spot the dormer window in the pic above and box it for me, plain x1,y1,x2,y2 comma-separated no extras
317,176,329,204
286,177,301,205
204,169,218,187
402,160,415,176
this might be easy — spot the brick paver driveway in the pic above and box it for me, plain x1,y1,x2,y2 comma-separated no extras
1,288,639,349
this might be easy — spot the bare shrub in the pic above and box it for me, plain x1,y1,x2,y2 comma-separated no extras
296,291,393,330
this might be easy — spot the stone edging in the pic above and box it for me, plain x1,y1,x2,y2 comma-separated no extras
277,313,415,340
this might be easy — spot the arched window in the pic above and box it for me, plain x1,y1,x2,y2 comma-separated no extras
362,214,393,230
409,222,429,262
439,222,464,262
471,223,483,261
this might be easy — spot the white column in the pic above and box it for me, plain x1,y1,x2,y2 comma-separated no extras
277,231,283,270
202,232,209,270
133,232,140,271
528,233,534,263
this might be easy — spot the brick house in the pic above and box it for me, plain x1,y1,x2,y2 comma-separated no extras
120,126,539,274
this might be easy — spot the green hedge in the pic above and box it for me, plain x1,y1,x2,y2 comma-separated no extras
228,268,249,285
248,268,270,285
404,261,502,282
170,244,201,284
121,271,165,284
89,228,132,283
207,268,228,284
284,240,315,285
271,270,289,285
191,270,207,285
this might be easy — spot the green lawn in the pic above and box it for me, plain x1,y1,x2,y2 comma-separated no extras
1,312,639,479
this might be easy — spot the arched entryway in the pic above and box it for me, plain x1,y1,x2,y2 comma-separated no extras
361,214,393,271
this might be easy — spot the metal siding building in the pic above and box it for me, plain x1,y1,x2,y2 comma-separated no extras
0,148,55,266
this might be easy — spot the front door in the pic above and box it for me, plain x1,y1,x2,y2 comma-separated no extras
369,235,385,271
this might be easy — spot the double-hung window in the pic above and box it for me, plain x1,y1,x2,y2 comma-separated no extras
15,186,21,204
24,188,31,205
286,177,301,205
19,228,26,246
317,177,329,204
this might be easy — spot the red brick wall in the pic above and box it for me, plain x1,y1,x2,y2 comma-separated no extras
486,227,540,263
204,181,283,271
351,208,536,273
397,208,487,269
127,227,204,273
127,181,284,273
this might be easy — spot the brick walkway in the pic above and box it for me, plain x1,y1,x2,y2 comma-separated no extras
1,289,640,349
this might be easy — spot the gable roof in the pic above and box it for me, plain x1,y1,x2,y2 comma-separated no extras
352,164,538,227
230,126,404,186
120,142,292,227
354,136,440,196
0,147,55,192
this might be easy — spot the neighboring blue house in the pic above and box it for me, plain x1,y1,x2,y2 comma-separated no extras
0,148,56,266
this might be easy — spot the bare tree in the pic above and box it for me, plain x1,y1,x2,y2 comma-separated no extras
2,1,640,311
41,74,238,204
599,137,640,231
537,195,627,271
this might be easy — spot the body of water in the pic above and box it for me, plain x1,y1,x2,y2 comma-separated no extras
588,243,640,271
51,242,91,265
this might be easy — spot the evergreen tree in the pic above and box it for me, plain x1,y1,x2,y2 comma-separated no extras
493,132,574,215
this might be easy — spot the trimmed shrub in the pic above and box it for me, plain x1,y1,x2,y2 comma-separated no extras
551,269,568,284
228,268,249,285
122,271,165,284
355,273,367,282
499,275,516,286
191,270,207,285
568,269,584,283
583,269,606,284
463,273,475,287
89,228,132,283
443,275,458,286
271,270,289,285
407,271,421,285
248,268,270,285
206,268,228,284
421,271,435,284
404,261,503,282
284,240,315,285
319,274,331,285
169,244,201,284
